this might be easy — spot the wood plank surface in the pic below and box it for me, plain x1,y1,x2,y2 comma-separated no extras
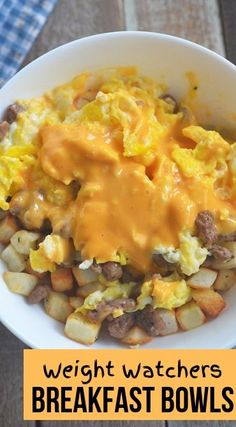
23,0,124,65
40,422,164,427
125,0,225,55
219,0,236,64
169,422,236,427
0,324,35,427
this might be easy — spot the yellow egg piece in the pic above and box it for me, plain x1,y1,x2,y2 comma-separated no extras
152,277,191,310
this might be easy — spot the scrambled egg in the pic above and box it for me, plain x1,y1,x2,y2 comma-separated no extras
152,277,191,310
30,234,73,273
172,126,230,178
154,231,209,276
2,67,236,312
178,231,208,275
136,275,190,311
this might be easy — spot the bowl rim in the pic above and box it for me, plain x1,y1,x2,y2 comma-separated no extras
1,30,236,349
2,31,236,93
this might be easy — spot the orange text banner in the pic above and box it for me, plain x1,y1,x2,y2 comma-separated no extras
24,349,236,420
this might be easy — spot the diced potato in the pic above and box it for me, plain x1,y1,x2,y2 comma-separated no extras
192,288,226,318
187,268,217,289
65,312,101,345
51,267,73,292
76,281,103,298
214,269,236,292
69,296,84,309
1,244,26,272
3,271,38,296
210,242,236,269
121,326,152,345
10,230,40,255
44,291,73,323
0,215,18,244
155,309,179,336
72,267,98,286
176,301,206,331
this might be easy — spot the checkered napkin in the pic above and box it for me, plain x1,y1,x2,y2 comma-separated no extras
0,0,58,87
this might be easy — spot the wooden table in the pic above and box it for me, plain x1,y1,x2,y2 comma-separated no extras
1,1,236,426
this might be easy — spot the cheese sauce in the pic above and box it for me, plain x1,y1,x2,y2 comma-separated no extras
39,120,236,272
8,68,236,272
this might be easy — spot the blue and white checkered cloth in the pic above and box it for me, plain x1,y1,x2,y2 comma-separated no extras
0,0,58,87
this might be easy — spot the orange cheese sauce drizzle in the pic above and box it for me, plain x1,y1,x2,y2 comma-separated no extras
19,69,236,272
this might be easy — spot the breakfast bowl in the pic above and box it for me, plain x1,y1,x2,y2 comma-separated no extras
0,31,236,349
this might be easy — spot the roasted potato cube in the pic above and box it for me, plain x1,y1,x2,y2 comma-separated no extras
65,312,101,345
76,281,103,298
192,288,226,318
10,230,40,255
187,268,217,289
121,326,152,345
51,267,73,292
69,296,84,309
210,242,236,269
1,244,26,272
176,301,206,331
155,309,179,336
44,291,73,323
0,215,18,244
72,266,98,286
214,269,236,292
3,271,38,296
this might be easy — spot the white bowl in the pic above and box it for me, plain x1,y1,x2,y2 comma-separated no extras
0,31,236,349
